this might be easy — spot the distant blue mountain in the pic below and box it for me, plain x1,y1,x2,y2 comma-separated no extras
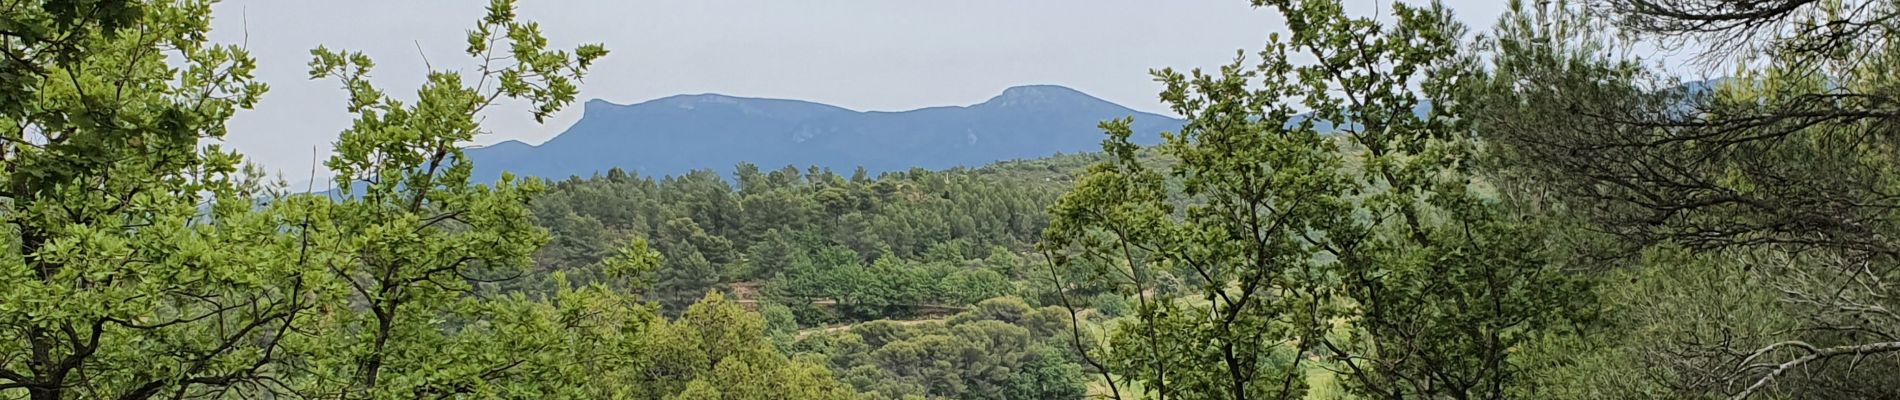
464,85,1184,181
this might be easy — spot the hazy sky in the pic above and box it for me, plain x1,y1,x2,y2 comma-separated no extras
208,0,1511,179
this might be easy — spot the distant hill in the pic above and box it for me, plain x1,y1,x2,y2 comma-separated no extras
464,85,1183,181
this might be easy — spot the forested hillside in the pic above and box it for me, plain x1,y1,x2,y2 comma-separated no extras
519,153,1094,306
518,154,1147,399
6,0,1900,399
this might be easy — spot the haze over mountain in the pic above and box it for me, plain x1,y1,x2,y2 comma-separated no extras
464,85,1183,181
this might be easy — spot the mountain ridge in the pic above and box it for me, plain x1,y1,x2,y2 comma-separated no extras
465,84,1184,181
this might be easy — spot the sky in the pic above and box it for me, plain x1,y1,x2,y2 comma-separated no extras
208,0,1512,180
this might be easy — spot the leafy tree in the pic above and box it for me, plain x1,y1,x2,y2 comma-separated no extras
661,291,859,400
0,1,289,398
279,0,608,396
655,236,725,312
1464,0,1900,398
1042,1,1590,399
942,268,1014,305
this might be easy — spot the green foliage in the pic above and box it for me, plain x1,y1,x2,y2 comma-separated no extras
0,1,856,399
0,0,284,398
472,285,860,400
525,157,1112,316
276,0,610,395
509,129,1149,400
799,297,1087,400
942,268,1014,305
1462,1,1900,398
1042,1,1591,399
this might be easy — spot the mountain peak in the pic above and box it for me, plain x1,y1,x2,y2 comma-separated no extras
652,93,745,109
1000,84,1083,96
582,98,623,114
589,93,852,120
982,85,1096,108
